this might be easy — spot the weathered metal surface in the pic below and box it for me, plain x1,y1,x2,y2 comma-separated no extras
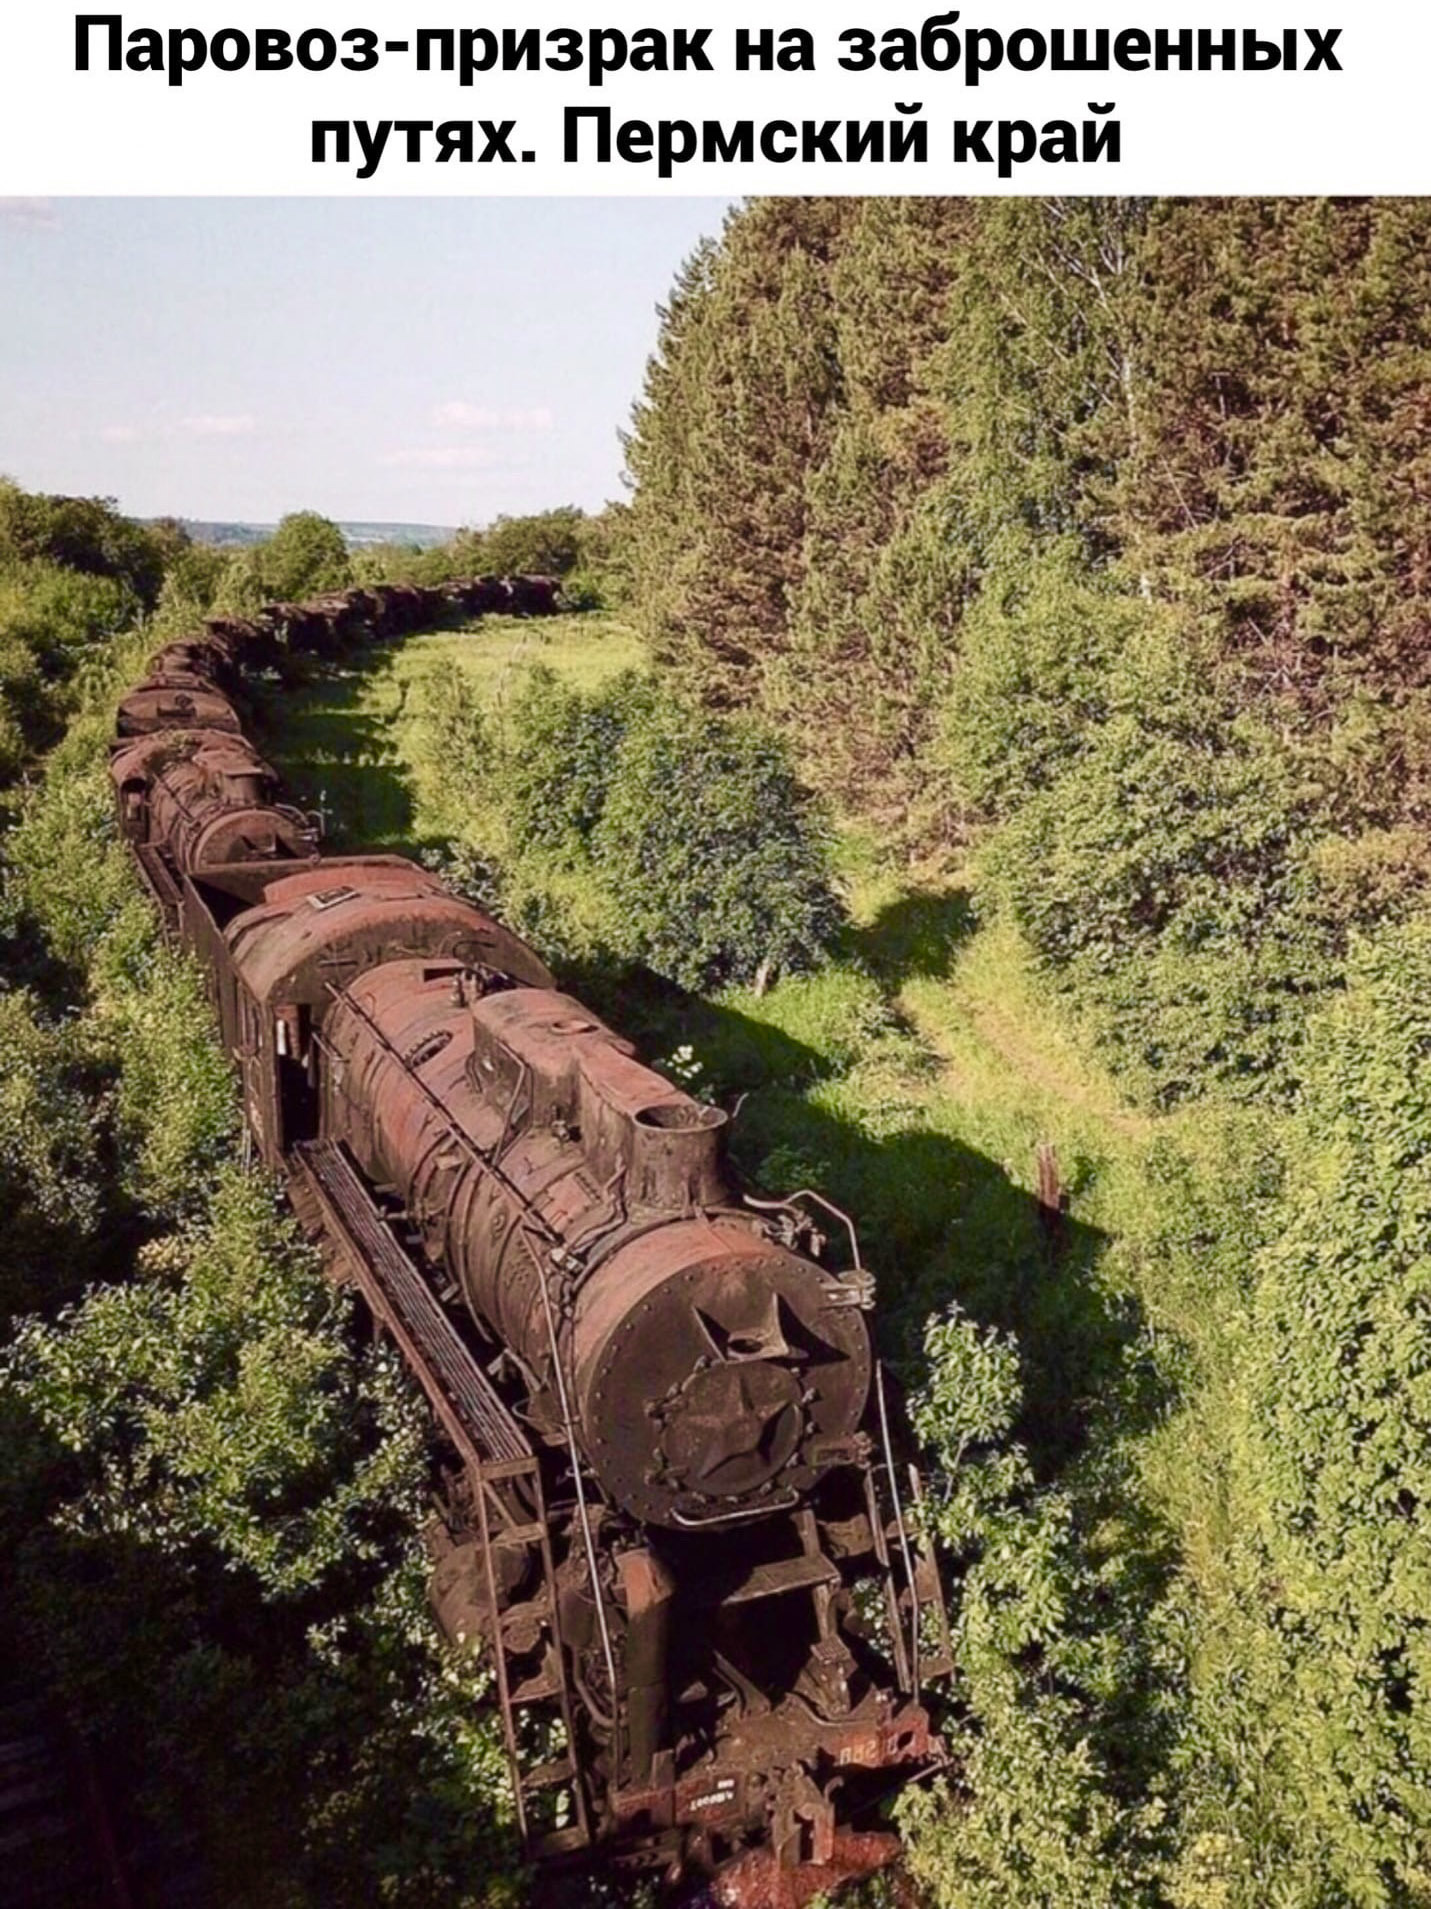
108,572,950,1901
699,1831,906,1909
321,967,872,1527
115,679,242,737
224,860,553,1019
110,728,317,871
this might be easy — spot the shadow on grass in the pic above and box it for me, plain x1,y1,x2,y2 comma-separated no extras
246,661,421,855
844,886,979,986
559,956,1167,1481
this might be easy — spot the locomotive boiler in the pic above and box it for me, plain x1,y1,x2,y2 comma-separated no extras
110,728,318,872
110,578,951,1898
321,969,872,1528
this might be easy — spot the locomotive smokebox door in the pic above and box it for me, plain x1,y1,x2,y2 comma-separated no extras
572,1219,872,1529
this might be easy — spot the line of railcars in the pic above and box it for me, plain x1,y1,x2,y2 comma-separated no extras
109,574,951,1900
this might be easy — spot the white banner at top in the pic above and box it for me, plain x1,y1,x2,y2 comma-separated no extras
0,0,1418,196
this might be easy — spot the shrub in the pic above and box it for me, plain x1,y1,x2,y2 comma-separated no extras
4,740,235,1213
1226,917,1431,1904
0,560,138,671
943,556,1154,817
259,510,352,600
902,1305,1168,1908
0,559,142,774
985,637,1338,1104
0,988,106,1320
418,667,496,827
501,666,652,862
209,547,268,614
457,505,585,579
154,541,228,620
0,483,166,609
593,695,843,991
5,1167,424,1592
416,666,842,993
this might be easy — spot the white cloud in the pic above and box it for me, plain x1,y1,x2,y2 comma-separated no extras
432,401,554,433
99,424,142,444
379,445,501,470
179,413,256,437
0,199,58,231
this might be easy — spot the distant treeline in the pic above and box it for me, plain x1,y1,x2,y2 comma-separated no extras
166,518,458,551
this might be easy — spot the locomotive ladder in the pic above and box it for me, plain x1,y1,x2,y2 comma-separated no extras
291,1139,592,1858
866,1363,956,1697
746,1191,955,1698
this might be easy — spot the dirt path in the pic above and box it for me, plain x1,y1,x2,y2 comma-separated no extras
898,977,1155,1142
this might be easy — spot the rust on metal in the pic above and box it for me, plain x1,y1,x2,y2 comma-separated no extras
108,575,952,1903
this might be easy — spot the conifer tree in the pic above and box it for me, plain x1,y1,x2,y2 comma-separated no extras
625,201,848,705
778,199,974,811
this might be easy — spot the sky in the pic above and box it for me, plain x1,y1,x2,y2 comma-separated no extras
0,197,733,527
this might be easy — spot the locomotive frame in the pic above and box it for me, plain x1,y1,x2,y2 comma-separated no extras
108,577,952,1898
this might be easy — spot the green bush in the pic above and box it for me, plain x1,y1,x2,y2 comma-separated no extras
4,734,235,1212
6,1167,423,1592
501,665,652,862
943,556,1154,817
902,1305,1168,1907
419,666,497,826
259,510,352,601
209,546,268,614
0,560,138,671
0,988,106,1321
154,541,228,621
984,636,1339,1104
0,559,143,774
1222,917,1431,1904
416,666,842,993
0,482,166,609
591,695,842,991
456,505,585,579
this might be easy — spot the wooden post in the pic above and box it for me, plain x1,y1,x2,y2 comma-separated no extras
1035,1142,1067,1258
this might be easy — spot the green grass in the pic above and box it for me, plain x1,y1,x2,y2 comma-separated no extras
251,612,641,853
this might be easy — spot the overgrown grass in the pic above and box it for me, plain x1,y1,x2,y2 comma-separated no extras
253,613,642,853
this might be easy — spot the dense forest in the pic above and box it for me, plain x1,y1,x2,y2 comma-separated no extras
622,195,1431,1907
2,196,1431,1906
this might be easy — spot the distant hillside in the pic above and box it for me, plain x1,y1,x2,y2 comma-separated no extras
165,519,457,551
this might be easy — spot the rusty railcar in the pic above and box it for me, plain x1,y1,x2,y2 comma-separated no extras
116,678,243,739
110,728,318,875
109,577,950,1900
315,964,948,1878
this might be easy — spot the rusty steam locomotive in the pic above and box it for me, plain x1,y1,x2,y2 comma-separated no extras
109,577,951,1897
